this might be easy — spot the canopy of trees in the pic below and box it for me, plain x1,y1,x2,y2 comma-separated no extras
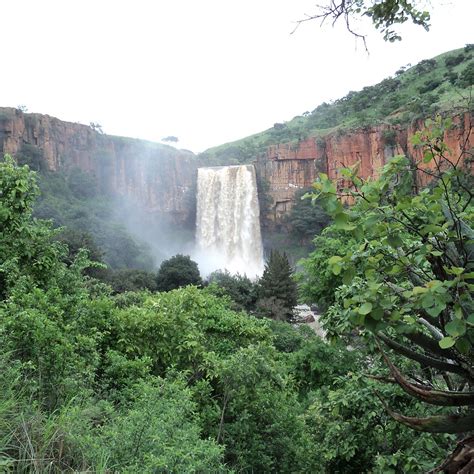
1,153,458,471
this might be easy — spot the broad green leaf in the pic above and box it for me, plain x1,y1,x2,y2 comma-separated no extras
371,307,384,320
439,336,456,349
328,256,343,265
342,267,355,285
421,296,434,309
412,286,427,295
447,266,464,276
423,150,434,163
358,302,373,315
425,304,445,318
387,234,403,248
332,264,342,276
455,337,470,354
445,319,466,337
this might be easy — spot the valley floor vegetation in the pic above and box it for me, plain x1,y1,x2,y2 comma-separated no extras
1,109,472,473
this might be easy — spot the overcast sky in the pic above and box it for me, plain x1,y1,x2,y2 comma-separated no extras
2,0,473,152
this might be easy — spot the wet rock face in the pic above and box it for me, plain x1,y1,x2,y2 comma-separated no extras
0,108,197,225
256,113,473,223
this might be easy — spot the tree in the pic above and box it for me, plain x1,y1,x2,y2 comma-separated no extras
258,250,297,321
161,135,179,143
89,122,103,134
294,0,431,44
0,154,65,296
307,115,474,469
104,268,158,293
155,254,202,292
207,270,259,312
287,187,331,244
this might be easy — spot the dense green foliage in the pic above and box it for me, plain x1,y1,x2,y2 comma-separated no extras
155,254,202,291
298,228,355,312
301,115,474,446
207,270,259,312
287,187,331,244
257,251,298,321
200,48,474,166
1,154,456,472
34,166,156,271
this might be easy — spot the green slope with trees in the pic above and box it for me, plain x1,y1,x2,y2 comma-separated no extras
200,46,474,166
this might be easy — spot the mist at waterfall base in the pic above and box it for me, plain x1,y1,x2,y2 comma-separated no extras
109,163,264,280
194,165,264,279
111,195,195,271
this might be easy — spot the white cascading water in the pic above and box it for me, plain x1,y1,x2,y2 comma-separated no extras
196,165,264,278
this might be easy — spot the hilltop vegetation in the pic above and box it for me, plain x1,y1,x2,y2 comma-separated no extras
200,46,474,166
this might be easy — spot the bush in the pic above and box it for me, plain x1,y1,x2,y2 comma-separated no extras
458,62,474,87
414,58,436,74
444,53,465,68
104,268,157,293
381,129,397,146
15,143,44,171
418,79,442,94
80,377,227,472
156,254,202,291
286,188,331,243
304,374,452,473
208,344,312,472
207,270,258,312
298,229,355,312
444,71,459,85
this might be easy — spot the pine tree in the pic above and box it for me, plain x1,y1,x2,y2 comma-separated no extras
258,251,297,321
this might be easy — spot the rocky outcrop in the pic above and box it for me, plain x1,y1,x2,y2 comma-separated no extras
1,107,471,229
256,113,473,223
0,108,197,224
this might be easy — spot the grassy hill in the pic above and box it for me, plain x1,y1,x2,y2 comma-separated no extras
200,46,474,166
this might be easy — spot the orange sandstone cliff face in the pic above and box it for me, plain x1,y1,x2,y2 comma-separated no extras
0,108,197,224
1,107,471,228
255,113,473,223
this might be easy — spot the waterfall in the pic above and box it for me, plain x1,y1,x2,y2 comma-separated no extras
196,164,264,277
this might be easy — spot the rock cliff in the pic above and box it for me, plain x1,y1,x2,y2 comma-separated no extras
255,113,473,223
1,107,471,229
0,108,197,224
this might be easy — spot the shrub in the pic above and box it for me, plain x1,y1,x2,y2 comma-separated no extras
418,78,442,94
444,53,465,68
459,62,474,87
155,254,202,291
414,58,436,74
381,129,397,146
207,270,258,312
80,377,227,472
444,70,459,85
286,188,331,243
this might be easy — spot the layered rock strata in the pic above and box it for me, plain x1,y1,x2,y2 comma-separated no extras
256,113,473,222
0,108,197,224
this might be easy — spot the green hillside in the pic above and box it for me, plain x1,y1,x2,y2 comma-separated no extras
200,46,474,165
